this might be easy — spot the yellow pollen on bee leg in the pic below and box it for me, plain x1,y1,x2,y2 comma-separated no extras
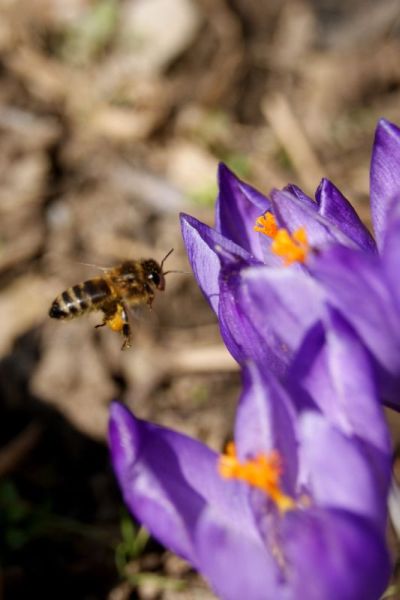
106,305,125,332
218,443,295,514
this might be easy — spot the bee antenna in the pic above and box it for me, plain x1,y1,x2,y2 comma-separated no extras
160,248,174,269
163,270,192,276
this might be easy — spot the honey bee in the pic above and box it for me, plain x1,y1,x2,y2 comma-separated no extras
49,249,174,349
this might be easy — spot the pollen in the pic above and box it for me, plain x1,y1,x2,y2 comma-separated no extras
254,212,278,238
218,443,295,513
106,305,124,332
271,227,309,266
254,212,309,266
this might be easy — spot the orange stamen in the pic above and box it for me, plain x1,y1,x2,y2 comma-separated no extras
271,227,309,266
254,212,278,238
218,443,295,513
254,212,309,266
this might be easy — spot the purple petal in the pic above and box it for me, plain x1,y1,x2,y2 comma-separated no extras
283,508,390,600
195,505,282,600
239,265,326,362
284,183,317,210
309,244,400,398
270,189,355,248
234,362,298,493
109,403,253,564
291,308,391,456
217,264,287,372
215,164,270,260
316,178,376,252
381,197,400,310
323,310,390,456
370,118,400,249
180,213,253,313
298,411,389,527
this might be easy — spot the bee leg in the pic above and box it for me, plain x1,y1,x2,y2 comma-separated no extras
146,292,155,310
97,303,117,330
120,304,132,350
98,303,132,349
121,323,132,350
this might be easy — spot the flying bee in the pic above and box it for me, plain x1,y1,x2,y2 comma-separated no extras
48,249,175,349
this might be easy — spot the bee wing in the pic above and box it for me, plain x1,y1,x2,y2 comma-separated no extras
77,261,110,272
121,300,159,328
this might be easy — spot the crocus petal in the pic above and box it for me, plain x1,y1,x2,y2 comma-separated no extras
284,183,317,210
316,178,376,252
239,265,326,366
309,244,400,405
283,508,390,600
270,189,355,247
234,362,298,493
215,163,270,260
109,403,254,564
381,197,400,310
290,309,391,456
298,411,389,527
217,263,287,373
180,213,254,313
195,505,283,600
370,118,400,249
322,310,390,456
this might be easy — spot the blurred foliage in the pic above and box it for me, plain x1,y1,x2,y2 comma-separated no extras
115,512,186,594
115,511,150,574
56,0,119,66
188,182,218,207
223,153,250,179
0,481,35,557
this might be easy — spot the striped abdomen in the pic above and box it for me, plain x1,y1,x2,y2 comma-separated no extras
49,278,112,320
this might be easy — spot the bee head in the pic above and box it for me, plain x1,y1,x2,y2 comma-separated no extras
142,259,165,291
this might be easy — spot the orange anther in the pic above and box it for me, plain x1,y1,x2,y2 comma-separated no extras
254,212,309,266
271,227,309,266
254,212,278,238
218,443,295,513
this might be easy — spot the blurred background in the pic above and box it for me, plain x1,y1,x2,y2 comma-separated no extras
1,0,400,598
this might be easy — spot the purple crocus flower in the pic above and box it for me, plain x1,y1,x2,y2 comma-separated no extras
180,119,400,408
109,322,391,600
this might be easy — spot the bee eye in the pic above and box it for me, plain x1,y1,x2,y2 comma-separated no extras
149,272,160,286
